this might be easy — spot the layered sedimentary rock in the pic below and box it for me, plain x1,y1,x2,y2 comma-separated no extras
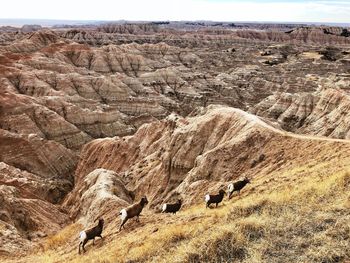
67,106,350,225
0,161,71,255
59,26,350,47
64,168,133,225
1,23,350,255
252,88,350,139
0,92,78,254
1,29,349,154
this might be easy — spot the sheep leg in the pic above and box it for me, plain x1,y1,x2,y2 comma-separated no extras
228,192,232,199
136,215,140,223
216,203,218,208
78,242,82,254
93,238,95,245
82,239,88,253
206,202,210,208
119,218,127,231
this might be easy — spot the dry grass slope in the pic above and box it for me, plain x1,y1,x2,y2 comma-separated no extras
7,164,350,263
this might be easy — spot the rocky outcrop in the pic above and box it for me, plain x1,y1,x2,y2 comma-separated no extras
0,162,70,255
2,30,59,53
235,26,350,45
59,26,350,47
0,92,93,150
68,106,350,223
252,88,350,139
0,128,77,179
20,25,42,33
64,168,133,225
0,110,77,254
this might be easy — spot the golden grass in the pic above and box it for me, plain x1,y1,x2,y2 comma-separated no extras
43,223,83,251
4,169,350,263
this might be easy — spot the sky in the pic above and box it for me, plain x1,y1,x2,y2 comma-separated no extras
0,0,349,23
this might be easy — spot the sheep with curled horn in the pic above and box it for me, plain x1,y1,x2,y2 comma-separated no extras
227,177,250,199
119,196,148,231
78,218,104,254
161,199,182,214
205,189,225,208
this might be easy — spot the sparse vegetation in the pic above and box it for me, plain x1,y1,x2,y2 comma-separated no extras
2,21,350,263
7,169,350,263
43,223,82,250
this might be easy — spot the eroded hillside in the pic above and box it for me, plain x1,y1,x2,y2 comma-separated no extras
65,105,350,223
1,23,350,261
3,105,350,263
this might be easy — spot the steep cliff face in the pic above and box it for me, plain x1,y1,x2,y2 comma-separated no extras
63,168,133,225
0,161,70,247
0,145,73,255
252,88,350,139
0,91,79,254
0,129,77,179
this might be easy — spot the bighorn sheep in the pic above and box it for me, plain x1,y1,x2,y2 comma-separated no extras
78,218,104,254
162,199,182,214
227,177,250,199
205,189,225,208
119,196,148,231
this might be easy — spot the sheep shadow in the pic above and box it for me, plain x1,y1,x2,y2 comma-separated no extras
206,203,227,209
106,219,147,238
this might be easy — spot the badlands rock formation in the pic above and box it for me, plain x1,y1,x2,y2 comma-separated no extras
64,168,133,225
0,161,69,252
0,23,350,256
252,87,350,139
59,25,350,47
66,106,350,225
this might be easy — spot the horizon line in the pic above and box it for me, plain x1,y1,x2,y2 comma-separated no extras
0,18,350,26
